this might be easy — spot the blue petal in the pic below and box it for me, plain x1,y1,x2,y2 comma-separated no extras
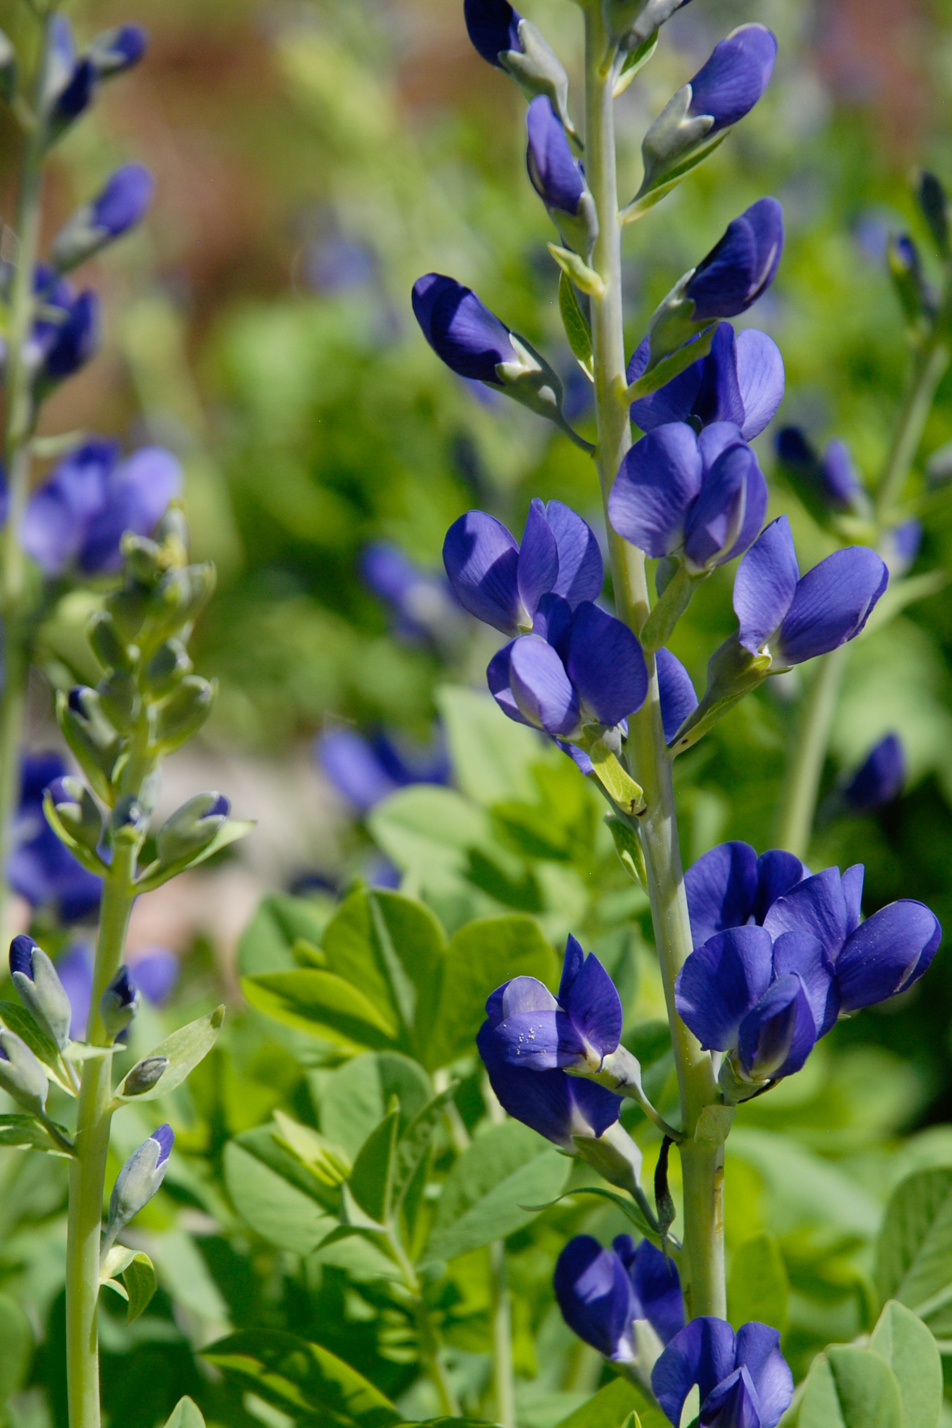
735,329,785,438
737,973,818,1080
80,446,182,575
558,933,586,1003
628,335,704,431
564,952,623,1059
554,1237,636,1362
412,273,513,382
734,1322,794,1427
776,546,888,667
91,163,153,238
131,950,179,1006
652,1317,738,1428
526,96,584,215
510,635,580,735
674,925,774,1050
657,648,698,744
770,930,839,1036
318,729,396,812
532,592,574,657
544,500,604,606
9,935,36,980
518,499,560,622
21,440,115,575
685,841,758,946
493,1008,583,1068
842,733,905,813
566,603,648,727
687,198,784,322
835,900,942,1011
821,439,862,508
620,1237,685,1346
842,864,865,934
763,867,854,959
688,24,778,133
609,423,703,557
752,849,808,924
444,510,522,634
733,515,799,656
690,324,745,429
478,1022,621,1146
684,438,765,570
699,1366,762,1428
464,0,523,66
487,641,532,727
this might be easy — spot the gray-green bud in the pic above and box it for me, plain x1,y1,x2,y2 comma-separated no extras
156,792,230,865
121,1056,169,1096
154,676,215,748
9,936,72,1051
45,775,103,854
100,966,140,1040
0,1028,49,1114
88,610,136,673
106,1125,173,1238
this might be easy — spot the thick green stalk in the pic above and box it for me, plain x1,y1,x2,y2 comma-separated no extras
876,334,949,520
65,840,137,1428
582,7,725,1319
0,51,49,941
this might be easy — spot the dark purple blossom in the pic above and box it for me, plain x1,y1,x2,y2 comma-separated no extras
443,501,602,636
554,1235,684,1363
464,0,523,66
686,199,784,323
657,648,699,742
21,440,182,577
687,25,778,135
412,274,515,384
485,935,622,1072
526,97,585,217
51,165,154,272
775,428,862,514
8,752,101,922
652,1318,793,1428
733,515,888,669
22,268,101,385
629,324,784,439
685,840,808,947
609,421,767,573
842,733,905,814
87,24,148,79
317,727,450,814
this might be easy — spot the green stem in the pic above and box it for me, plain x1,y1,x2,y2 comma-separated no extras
582,7,725,1320
388,1229,460,1417
0,44,49,942
65,840,137,1428
489,1240,516,1428
876,335,949,519
774,647,848,859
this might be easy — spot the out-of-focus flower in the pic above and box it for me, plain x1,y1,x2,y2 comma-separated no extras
8,752,101,922
317,727,450,815
361,541,462,645
50,164,154,272
841,733,905,814
56,944,179,1041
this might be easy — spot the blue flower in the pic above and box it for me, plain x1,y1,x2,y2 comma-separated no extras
20,440,182,577
87,24,149,79
609,422,767,573
464,0,523,66
56,944,179,1041
413,274,516,384
489,595,647,738
554,1235,684,1363
686,199,784,323
775,428,863,514
657,648,699,743
25,267,101,385
443,501,603,636
842,733,905,813
685,841,808,947
317,727,450,815
8,753,101,922
733,515,888,669
687,25,778,135
652,1318,793,1428
484,934,623,1073
51,164,154,271
361,541,462,645
526,96,585,217
629,324,784,440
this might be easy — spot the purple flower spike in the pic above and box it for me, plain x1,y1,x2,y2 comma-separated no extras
488,934,623,1073
685,840,808,946
412,274,514,384
688,25,778,135
443,501,603,636
22,441,182,578
687,199,784,323
152,1123,174,1166
652,1318,793,1428
734,515,888,669
609,421,767,573
842,733,905,813
629,324,784,440
464,0,523,66
526,97,585,216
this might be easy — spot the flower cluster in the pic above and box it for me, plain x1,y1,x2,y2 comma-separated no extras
676,841,941,1095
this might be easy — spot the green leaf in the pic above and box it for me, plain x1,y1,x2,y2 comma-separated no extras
368,784,495,890
798,1345,903,1428
425,915,557,1070
393,1085,456,1212
224,1131,338,1253
547,244,604,297
0,1113,72,1154
0,1001,71,1091
243,967,399,1049
613,31,659,96
202,1329,401,1428
424,1120,570,1263
875,1166,952,1337
162,1398,205,1428
121,1251,158,1323
436,685,539,806
115,1005,225,1100
136,818,255,891
553,1378,665,1428
536,1184,655,1241
0,1294,32,1404
727,1232,789,1333
320,1052,432,1162
237,891,334,975
559,271,593,377
349,1106,400,1224
869,1299,943,1428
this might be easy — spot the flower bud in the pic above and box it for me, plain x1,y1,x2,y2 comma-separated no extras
86,24,148,80
106,1124,173,1238
59,687,119,798
87,611,135,673
0,1029,49,1114
156,792,230,865
154,676,215,748
38,289,101,384
573,1121,644,1196
918,171,950,259
10,934,72,1051
121,1055,169,1096
841,733,905,815
46,775,103,854
464,0,578,147
526,98,597,257
604,0,691,49
100,966,140,1040
50,164,154,273
97,669,139,733
40,16,96,139
888,233,935,329
143,640,192,697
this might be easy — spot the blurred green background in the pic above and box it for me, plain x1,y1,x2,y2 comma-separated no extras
4,0,952,1420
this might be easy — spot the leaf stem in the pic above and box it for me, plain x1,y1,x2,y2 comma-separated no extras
582,6,725,1320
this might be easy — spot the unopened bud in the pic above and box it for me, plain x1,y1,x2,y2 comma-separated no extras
156,792,230,865
107,1124,173,1237
143,640,192,697
46,775,103,853
121,1055,169,1096
87,610,135,672
86,24,148,80
10,935,72,1051
97,669,139,733
888,233,935,329
100,966,140,1039
154,676,215,748
918,171,950,259
50,164,153,273
0,1029,49,1114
